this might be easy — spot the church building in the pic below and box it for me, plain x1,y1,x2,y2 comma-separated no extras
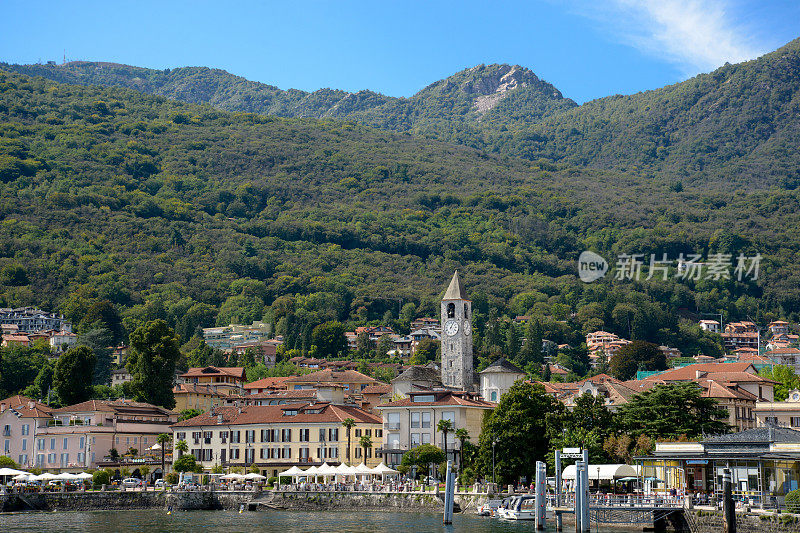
440,270,474,391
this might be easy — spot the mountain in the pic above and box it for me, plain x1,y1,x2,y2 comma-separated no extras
2,61,575,150
7,37,800,189
1,67,800,363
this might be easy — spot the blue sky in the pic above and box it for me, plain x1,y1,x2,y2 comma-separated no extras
1,1,798,103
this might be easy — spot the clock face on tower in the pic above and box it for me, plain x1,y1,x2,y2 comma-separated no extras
463,321,471,335
445,319,459,336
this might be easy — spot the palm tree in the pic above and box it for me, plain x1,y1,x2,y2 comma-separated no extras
437,419,454,461
175,439,188,458
341,418,356,464
359,435,372,464
157,433,171,482
455,428,470,473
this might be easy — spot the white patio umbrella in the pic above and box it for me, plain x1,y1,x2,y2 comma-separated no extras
243,472,266,481
55,472,79,481
354,462,374,478
75,472,93,480
278,466,305,480
36,472,58,481
12,473,31,481
220,473,245,480
0,467,27,477
370,462,399,481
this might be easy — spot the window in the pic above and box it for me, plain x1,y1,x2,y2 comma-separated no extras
299,429,310,442
464,304,469,318
204,432,213,444
329,428,338,442
79,437,85,449
245,430,255,443
230,448,240,460
421,412,431,428
18,454,27,465
355,448,362,458
77,452,85,464
220,431,228,444
447,303,455,318
491,391,498,402
411,412,420,428
36,454,44,466
22,424,29,436
176,432,186,441
765,416,778,425
282,429,291,442
283,446,291,458
3,440,8,454
2,424,10,437
37,438,45,451
192,432,202,445
319,428,327,442
421,433,431,445
387,434,399,448
355,429,362,437
411,433,420,447
220,449,226,463
791,417,800,428
21,439,26,451
231,431,241,443
50,438,55,450
376,429,383,438
442,411,455,423
299,447,310,460
413,395,435,403
386,413,400,431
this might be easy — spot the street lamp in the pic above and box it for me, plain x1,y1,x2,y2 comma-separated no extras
492,439,497,485
597,466,601,494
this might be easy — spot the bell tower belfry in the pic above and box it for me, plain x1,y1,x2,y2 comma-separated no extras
440,271,473,391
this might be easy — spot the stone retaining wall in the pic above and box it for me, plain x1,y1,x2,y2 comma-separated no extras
1,489,488,514
686,509,800,533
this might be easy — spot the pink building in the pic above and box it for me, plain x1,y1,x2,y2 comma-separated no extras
0,395,53,468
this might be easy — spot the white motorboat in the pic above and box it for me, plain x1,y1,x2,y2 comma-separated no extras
496,495,537,520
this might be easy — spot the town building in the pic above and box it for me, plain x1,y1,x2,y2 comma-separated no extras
698,320,721,334
390,363,442,398
375,390,494,468
722,321,759,351
0,307,71,333
171,402,383,478
179,366,246,394
282,369,378,395
0,395,54,468
643,427,800,503
479,358,525,402
766,347,800,374
31,399,176,473
755,391,800,429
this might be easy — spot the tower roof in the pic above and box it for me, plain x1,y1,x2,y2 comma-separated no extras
443,270,468,300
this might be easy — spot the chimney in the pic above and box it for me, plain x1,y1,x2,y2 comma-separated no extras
217,414,223,424
695,370,707,379
28,401,35,409
0,403,5,413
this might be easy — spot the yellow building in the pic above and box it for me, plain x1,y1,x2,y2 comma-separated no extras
171,402,383,479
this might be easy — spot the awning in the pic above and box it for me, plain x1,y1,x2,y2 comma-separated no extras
562,464,638,480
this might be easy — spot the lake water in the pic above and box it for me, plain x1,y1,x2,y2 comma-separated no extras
0,509,641,532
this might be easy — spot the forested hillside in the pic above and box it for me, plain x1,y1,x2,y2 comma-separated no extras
6,37,800,190
0,69,798,376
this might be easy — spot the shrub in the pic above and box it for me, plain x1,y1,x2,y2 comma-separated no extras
93,469,111,487
166,473,178,484
786,489,800,513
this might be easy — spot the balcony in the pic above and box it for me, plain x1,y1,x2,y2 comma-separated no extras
384,423,400,431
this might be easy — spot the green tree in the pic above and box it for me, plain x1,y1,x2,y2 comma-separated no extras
615,382,730,439
175,439,189,458
359,434,373,464
342,418,356,464
92,469,111,487
310,321,347,357
478,381,566,485
455,428,470,472
610,340,666,380
126,319,180,408
0,455,18,467
32,360,54,400
505,323,520,361
173,454,197,473
437,418,454,460
157,433,171,482
77,326,114,386
178,409,203,421
759,365,800,401
568,392,614,439
520,319,543,366
413,338,439,364
53,345,96,405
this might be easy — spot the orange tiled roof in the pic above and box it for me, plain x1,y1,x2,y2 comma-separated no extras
180,366,246,380
172,402,380,427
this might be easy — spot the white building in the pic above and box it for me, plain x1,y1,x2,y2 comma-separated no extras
479,358,525,403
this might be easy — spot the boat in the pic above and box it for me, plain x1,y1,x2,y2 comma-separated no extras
476,499,503,516
496,495,537,520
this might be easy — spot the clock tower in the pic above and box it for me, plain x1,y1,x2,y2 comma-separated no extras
440,270,474,391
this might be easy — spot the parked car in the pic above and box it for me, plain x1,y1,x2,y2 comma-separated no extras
48,480,63,487
154,479,166,489
121,478,140,488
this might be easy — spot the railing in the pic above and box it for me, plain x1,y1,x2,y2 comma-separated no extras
555,492,684,509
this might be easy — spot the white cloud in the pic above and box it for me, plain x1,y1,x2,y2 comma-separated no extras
570,0,764,73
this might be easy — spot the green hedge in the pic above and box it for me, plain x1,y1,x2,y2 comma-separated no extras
785,489,800,513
